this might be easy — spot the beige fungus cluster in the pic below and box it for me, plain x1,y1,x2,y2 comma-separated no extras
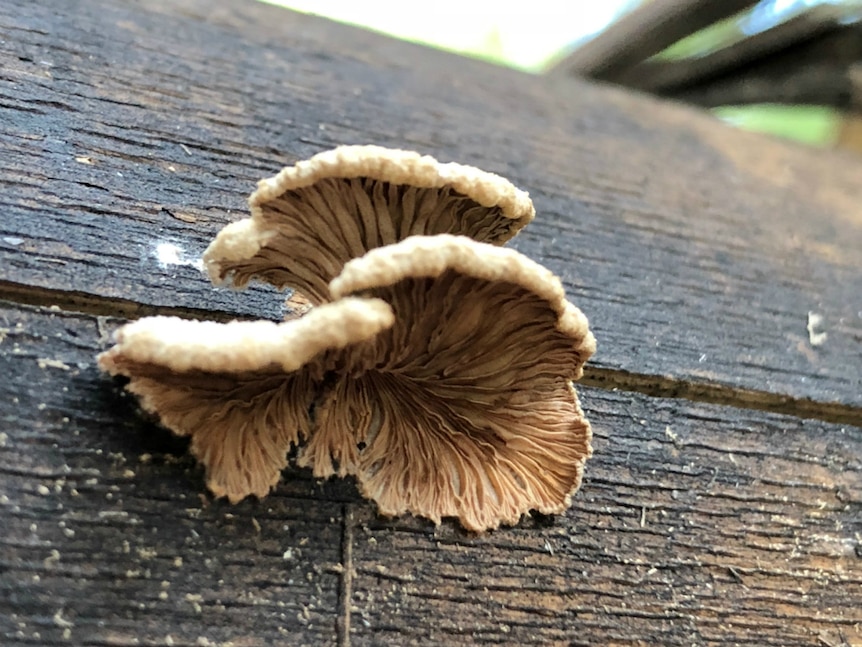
99,145,596,532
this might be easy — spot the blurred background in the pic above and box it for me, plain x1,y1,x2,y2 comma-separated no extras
263,0,862,152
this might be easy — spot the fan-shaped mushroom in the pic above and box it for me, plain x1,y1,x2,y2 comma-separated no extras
301,235,596,531
97,298,394,502
203,145,535,305
100,141,599,531
99,235,594,531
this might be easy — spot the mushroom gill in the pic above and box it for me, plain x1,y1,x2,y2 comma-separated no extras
98,236,595,530
97,299,394,502
299,235,596,532
203,145,535,305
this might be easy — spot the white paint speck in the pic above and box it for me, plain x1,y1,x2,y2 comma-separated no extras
154,242,203,272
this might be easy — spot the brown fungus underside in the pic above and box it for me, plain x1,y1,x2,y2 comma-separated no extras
301,235,595,530
98,299,395,503
99,236,594,532
203,145,535,305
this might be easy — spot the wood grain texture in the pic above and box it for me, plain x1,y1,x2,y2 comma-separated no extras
1,0,862,409
1,303,859,646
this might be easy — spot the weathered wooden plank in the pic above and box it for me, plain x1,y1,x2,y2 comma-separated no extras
0,303,346,646
2,303,859,646
546,0,758,79
665,20,862,110
613,4,851,93
2,0,862,409
349,392,862,646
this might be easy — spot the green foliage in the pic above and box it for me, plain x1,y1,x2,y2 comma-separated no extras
713,105,841,146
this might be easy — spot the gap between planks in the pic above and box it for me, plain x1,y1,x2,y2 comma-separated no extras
0,279,247,323
582,368,862,427
1,279,860,428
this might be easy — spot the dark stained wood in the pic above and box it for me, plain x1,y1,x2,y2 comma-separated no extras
555,3,862,114
664,23,862,110
1,303,859,646
2,0,862,410
669,63,858,110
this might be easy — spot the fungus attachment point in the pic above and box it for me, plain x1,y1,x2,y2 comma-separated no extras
300,235,596,532
97,298,394,503
203,145,535,305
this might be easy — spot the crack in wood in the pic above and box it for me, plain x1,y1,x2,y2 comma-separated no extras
0,279,248,323
337,504,354,647
582,367,862,428
1,279,860,428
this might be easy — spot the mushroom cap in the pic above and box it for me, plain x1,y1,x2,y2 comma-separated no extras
300,235,595,531
98,297,394,375
249,145,534,223
97,298,394,503
203,145,536,304
331,234,596,365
